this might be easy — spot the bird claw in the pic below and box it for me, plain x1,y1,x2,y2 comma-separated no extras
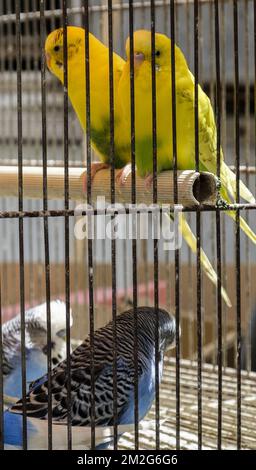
144,174,154,192
83,162,109,193
115,164,132,187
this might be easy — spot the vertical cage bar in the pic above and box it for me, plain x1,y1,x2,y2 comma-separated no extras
214,0,222,450
25,0,37,309
209,0,217,367
15,0,27,450
170,0,180,451
150,0,160,450
99,0,108,326
128,0,139,449
185,0,195,362
83,0,96,450
233,0,241,450
198,1,206,365
123,239,129,304
107,0,118,450
39,0,52,450
50,0,60,164
244,0,251,372
62,0,72,450
164,248,171,313
193,0,202,450
220,0,228,371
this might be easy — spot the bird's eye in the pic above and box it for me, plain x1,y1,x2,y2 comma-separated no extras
54,45,60,52
155,50,161,57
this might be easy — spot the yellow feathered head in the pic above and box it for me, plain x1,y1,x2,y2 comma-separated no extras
45,26,84,82
125,29,187,75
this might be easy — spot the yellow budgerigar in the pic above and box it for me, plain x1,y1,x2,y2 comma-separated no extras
45,26,130,187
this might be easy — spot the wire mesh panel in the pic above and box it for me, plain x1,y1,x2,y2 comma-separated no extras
0,0,256,453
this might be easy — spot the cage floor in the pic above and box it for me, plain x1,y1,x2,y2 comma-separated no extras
118,358,256,450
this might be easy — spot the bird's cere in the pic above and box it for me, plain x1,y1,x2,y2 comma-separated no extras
134,51,145,68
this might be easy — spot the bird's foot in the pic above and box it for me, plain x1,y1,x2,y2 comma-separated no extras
144,173,154,192
115,163,132,187
83,162,109,193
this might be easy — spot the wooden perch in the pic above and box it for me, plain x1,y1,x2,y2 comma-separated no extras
0,166,218,207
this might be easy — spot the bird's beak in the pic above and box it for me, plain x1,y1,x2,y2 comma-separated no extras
45,52,51,68
134,52,145,69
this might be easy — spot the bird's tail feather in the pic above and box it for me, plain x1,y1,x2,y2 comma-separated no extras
220,184,256,246
170,213,232,308
221,161,255,204
225,209,256,245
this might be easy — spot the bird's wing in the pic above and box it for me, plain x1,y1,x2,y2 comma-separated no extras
196,86,219,171
220,161,255,204
197,86,255,203
10,356,137,426
196,87,256,245
10,362,105,419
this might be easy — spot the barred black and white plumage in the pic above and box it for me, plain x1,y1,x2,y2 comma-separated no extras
2,300,72,398
9,307,175,432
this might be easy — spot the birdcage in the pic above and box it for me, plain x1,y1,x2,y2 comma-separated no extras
0,0,256,453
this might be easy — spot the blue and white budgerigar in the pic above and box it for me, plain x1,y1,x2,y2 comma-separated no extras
2,300,72,399
4,306,176,449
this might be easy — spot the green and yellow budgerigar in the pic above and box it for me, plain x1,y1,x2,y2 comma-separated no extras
45,26,130,186
117,30,256,305
118,30,255,207
45,27,231,307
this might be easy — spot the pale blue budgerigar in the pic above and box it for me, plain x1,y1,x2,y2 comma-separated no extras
2,300,72,399
4,306,176,449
